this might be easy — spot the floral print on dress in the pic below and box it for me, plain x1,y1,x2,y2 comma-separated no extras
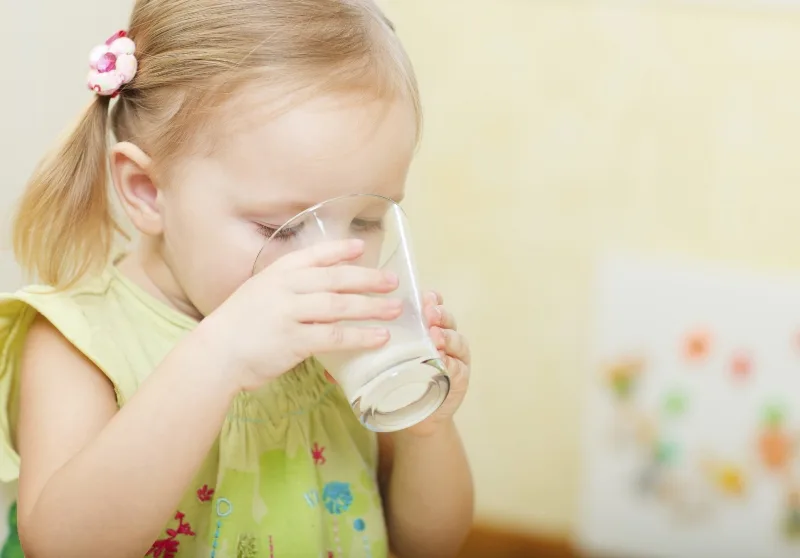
147,511,195,558
197,484,215,503
236,534,258,558
323,482,353,515
312,442,327,465
324,482,354,557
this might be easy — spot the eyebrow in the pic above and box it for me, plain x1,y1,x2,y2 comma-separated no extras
243,187,407,222
272,193,405,211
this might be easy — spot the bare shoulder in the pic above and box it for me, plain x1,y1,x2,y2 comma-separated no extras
20,314,118,406
16,314,118,519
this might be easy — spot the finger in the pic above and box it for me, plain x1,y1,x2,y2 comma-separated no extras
424,291,439,307
426,305,457,330
422,293,436,324
439,306,457,330
430,326,446,350
424,306,437,327
438,328,471,364
445,355,471,381
274,239,365,271
293,265,398,295
323,370,338,384
294,293,403,323
304,324,390,353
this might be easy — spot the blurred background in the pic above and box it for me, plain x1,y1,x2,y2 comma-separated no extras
5,0,800,556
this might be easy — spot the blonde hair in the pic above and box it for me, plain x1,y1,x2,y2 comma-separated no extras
13,0,420,288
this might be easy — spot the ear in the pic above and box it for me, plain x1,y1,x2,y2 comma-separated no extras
109,142,162,236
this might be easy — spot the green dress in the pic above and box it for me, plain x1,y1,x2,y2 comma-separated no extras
1,502,21,558
0,266,388,557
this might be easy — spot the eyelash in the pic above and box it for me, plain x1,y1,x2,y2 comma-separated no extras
256,219,383,241
256,223,301,240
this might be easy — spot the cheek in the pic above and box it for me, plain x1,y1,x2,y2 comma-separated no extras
202,233,264,313
253,229,389,272
359,230,386,268
163,205,263,314
253,236,305,273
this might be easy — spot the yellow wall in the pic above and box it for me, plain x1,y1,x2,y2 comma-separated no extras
383,0,800,535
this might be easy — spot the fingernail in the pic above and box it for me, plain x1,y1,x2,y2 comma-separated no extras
384,272,399,285
426,291,438,304
376,328,390,339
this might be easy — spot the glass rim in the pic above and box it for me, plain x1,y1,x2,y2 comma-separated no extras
252,193,407,276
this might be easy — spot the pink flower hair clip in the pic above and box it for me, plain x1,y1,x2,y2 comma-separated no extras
87,30,137,97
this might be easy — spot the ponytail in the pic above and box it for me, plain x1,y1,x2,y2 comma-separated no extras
12,0,419,290
12,96,124,288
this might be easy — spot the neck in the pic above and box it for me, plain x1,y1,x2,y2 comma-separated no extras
116,239,204,321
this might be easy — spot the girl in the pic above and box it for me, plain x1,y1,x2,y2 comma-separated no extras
0,1,473,557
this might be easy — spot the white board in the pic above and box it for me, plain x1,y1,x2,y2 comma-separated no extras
576,257,800,558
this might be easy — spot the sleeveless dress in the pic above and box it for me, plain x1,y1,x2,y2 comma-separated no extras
0,265,389,558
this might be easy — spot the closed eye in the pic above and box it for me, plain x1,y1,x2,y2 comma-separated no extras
256,218,382,241
351,219,383,233
256,222,304,241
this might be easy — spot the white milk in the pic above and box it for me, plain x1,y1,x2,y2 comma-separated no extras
321,336,437,399
319,336,447,431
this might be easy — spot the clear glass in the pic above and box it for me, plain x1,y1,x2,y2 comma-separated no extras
252,194,450,432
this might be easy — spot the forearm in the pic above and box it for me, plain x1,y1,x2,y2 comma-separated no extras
22,323,238,558
384,420,474,558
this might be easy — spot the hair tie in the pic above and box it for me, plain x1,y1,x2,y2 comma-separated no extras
87,31,138,97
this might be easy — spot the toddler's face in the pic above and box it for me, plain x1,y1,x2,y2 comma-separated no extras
155,92,417,318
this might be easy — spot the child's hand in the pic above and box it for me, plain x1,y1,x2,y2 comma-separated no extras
405,290,471,437
202,239,401,392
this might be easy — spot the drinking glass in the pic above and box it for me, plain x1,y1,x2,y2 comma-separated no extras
252,194,450,432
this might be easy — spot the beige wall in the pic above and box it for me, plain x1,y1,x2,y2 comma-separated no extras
384,0,800,535
0,2,133,290
5,0,800,539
